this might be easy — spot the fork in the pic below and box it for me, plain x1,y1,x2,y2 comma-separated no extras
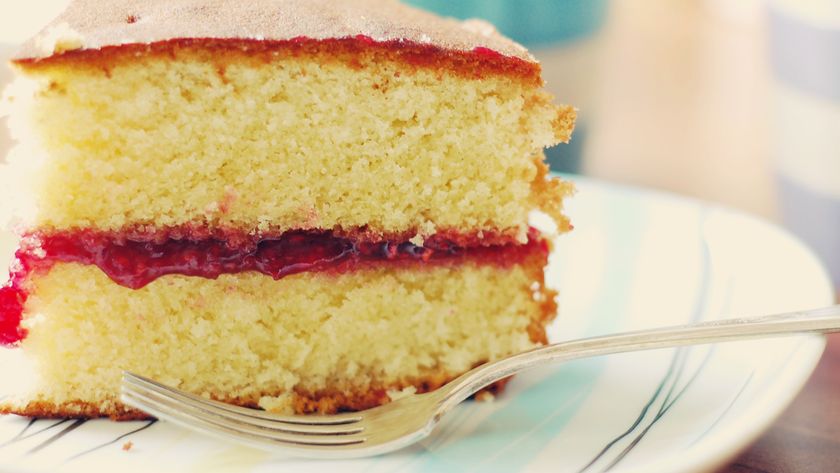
121,305,840,459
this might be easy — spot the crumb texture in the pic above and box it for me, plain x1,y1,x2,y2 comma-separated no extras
4,47,575,238
1,257,556,417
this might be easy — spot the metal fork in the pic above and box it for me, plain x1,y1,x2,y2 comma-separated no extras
121,305,840,459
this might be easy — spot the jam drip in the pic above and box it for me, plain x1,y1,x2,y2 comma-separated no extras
0,283,27,347
0,229,548,347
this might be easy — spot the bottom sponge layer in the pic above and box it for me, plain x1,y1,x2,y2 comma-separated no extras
1,254,556,419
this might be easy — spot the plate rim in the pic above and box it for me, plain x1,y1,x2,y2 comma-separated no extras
625,334,827,473
564,175,835,473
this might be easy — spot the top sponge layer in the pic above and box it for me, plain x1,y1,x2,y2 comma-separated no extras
3,1,575,243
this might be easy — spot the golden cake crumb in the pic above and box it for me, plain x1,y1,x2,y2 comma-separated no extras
1,253,556,418
0,0,575,421
4,45,574,236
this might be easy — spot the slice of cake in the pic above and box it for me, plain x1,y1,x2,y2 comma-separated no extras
0,0,575,419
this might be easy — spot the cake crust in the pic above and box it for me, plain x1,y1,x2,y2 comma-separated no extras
0,378,514,420
14,36,542,86
14,0,537,79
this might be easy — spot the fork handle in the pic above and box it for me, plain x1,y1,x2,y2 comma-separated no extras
437,305,840,413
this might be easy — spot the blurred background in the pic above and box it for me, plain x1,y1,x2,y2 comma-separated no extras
410,0,840,292
1,0,838,289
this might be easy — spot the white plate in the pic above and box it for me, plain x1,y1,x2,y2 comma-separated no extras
0,177,833,473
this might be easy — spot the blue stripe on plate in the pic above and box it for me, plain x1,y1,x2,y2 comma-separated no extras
0,420,70,450
0,418,37,447
64,420,157,463
604,348,715,471
577,348,686,473
26,420,87,455
687,335,809,449
687,372,755,448
578,208,717,471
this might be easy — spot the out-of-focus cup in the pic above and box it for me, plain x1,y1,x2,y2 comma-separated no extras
768,0,840,288
403,0,610,174
404,0,608,48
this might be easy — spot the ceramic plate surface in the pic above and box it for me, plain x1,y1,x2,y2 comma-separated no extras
0,177,833,473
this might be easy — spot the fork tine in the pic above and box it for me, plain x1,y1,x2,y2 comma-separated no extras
120,387,367,448
122,377,364,436
123,372,362,427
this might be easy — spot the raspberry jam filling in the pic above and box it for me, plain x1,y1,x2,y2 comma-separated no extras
0,229,548,346
0,283,26,346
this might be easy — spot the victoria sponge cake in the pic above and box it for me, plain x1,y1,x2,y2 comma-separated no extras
0,0,576,419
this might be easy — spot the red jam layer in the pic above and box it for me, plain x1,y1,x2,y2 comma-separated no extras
0,229,548,347
0,283,26,346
